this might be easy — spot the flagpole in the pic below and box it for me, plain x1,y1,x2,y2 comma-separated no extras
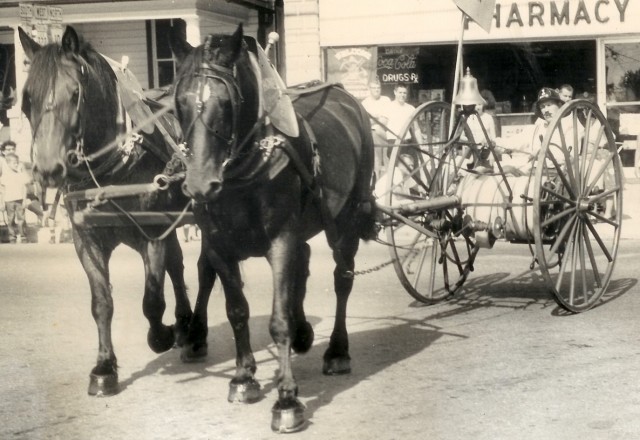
449,12,467,137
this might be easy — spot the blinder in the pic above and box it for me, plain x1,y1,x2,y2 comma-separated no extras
178,60,259,167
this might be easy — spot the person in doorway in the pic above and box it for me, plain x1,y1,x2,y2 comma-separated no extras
480,89,501,137
384,83,422,167
466,100,497,147
0,153,30,243
558,84,574,104
384,83,417,144
463,99,498,174
362,77,391,176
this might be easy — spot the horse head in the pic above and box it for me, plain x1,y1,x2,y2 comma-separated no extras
171,24,260,202
19,26,118,188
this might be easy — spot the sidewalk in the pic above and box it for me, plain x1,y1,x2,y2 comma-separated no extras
621,178,640,240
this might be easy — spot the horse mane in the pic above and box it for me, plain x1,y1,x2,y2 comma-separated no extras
175,33,255,87
24,37,119,149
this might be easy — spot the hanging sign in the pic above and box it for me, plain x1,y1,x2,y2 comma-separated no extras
19,3,64,46
376,46,419,85
453,0,497,32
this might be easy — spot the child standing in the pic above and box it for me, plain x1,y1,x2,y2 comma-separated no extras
0,153,29,243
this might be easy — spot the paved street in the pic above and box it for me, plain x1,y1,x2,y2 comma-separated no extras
1,219,640,440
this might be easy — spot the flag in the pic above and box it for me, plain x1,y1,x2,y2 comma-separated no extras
452,0,496,33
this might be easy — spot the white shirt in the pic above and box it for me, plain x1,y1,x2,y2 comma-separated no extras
362,95,391,130
1,166,29,202
384,100,416,141
465,112,496,145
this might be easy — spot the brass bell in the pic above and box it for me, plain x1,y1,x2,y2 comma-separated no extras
453,67,486,106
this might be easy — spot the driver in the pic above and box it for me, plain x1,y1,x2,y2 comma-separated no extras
496,87,582,175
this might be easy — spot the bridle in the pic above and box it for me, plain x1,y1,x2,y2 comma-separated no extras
176,56,264,168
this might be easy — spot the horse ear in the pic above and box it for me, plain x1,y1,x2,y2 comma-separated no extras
18,27,41,60
169,25,193,63
228,23,244,61
61,26,80,55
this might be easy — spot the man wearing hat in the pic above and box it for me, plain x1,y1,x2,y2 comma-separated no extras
495,87,579,175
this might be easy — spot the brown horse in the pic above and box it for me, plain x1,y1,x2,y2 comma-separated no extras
19,26,192,396
170,25,376,431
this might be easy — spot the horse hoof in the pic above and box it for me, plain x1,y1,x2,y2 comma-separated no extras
228,378,261,403
88,372,119,397
271,399,306,433
173,320,190,348
322,356,351,376
148,326,175,353
180,343,208,363
292,321,314,354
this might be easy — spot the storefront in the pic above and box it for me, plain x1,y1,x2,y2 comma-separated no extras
322,0,640,176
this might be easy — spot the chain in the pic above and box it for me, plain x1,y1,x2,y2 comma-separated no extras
353,255,398,276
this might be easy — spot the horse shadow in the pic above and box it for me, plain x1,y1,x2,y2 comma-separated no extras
117,314,288,393
117,273,636,411
291,316,459,422
117,313,460,420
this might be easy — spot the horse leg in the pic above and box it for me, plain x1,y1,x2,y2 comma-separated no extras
291,242,314,354
208,257,259,403
323,235,360,376
73,230,119,396
141,239,175,353
164,231,193,347
181,247,216,362
267,232,306,433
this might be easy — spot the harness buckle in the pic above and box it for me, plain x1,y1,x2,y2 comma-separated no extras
258,134,285,159
119,132,142,163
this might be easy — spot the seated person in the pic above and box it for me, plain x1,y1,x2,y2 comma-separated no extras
495,87,584,176
495,88,616,217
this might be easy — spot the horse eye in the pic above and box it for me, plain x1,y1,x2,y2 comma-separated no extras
72,88,80,103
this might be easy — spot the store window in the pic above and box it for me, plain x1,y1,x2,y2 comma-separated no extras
328,40,596,138
604,40,640,170
148,19,183,88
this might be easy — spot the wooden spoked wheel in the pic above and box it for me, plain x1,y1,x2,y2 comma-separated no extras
384,102,478,303
533,99,623,312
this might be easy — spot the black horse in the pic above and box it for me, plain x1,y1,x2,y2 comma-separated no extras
170,25,376,432
19,27,192,396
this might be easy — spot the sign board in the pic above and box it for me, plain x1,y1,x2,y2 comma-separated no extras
325,46,377,100
453,0,496,32
19,3,64,46
376,46,419,85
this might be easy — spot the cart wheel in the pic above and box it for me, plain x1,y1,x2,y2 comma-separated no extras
384,102,478,303
533,99,623,312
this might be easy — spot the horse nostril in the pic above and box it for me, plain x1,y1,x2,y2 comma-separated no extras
207,181,221,196
52,161,67,179
181,181,191,198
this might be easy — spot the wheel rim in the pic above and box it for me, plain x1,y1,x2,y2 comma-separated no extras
533,99,622,312
384,102,478,303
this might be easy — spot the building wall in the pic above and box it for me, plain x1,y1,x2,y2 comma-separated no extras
74,21,150,88
319,0,640,46
283,0,321,86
